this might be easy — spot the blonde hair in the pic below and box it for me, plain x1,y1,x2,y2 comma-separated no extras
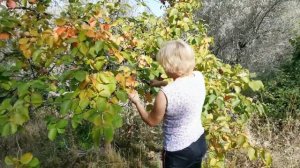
156,39,195,76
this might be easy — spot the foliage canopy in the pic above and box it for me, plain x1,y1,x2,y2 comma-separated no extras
0,0,269,167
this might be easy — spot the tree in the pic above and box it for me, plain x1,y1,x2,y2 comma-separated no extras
1,0,269,167
197,0,300,73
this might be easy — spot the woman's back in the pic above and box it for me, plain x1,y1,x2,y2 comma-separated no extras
161,71,206,152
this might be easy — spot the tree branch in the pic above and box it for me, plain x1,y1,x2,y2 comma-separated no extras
28,59,37,78
255,0,283,33
14,6,38,13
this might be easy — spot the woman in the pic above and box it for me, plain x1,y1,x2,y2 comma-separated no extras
129,39,207,168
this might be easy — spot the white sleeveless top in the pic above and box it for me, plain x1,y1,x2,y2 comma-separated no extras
161,71,206,152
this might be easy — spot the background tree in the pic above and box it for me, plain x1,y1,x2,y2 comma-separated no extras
197,0,300,73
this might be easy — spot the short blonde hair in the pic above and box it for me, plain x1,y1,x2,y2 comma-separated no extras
156,39,195,76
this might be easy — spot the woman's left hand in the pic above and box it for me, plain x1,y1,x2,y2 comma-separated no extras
128,92,140,105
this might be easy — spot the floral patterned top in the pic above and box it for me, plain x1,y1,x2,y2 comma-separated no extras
161,71,206,152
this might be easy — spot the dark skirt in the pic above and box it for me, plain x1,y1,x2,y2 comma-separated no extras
162,133,207,168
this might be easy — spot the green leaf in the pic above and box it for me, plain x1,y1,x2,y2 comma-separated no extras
232,98,241,107
88,47,97,57
97,84,115,98
28,157,40,167
99,72,111,84
56,119,68,129
55,18,66,26
20,152,33,164
0,41,6,47
11,112,27,125
79,31,87,42
60,100,71,115
30,80,48,90
96,97,107,112
112,115,122,128
21,0,27,6
169,8,178,16
107,83,116,93
31,92,43,106
71,115,82,129
110,104,122,114
94,60,106,70
116,90,127,102
4,156,14,165
79,43,88,55
18,83,30,97
10,123,18,134
256,103,265,115
237,135,246,146
79,98,89,110
57,128,65,134
32,49,43,62
264,151,272,165
93,115,102,126
103,127,114,142
95,41,104,53
1,123,11,136
92,127,101,146
206,94,216,105
74,70,87,82
249,80,264,91
247,147,256,160
48,128,57,141
0,99,12,114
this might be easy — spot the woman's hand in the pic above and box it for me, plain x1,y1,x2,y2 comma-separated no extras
150,79,168,87
128,92,140,105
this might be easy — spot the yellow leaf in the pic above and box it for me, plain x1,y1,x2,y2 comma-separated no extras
23,49,32,59
210,158,217,166
19,38,29,45
110,96,118,104
116,73,126,88
114,50,124,63
20,153,33,164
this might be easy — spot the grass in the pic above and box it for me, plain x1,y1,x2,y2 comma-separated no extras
1,107,299,168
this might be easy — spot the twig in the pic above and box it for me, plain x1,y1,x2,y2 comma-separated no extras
14,6,37,13
16,135,22,157
27,59,37,78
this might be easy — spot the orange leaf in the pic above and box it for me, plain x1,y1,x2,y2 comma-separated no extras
55,27,66,36
19,43,29,51
85,30,96,38
66,27,76,37
102,24,110,31
89,18,97,28
125,76,137,87
145,93,153,103
28,0,37,4
224,95,234,101
6,0,16,9
71,42,78,48
131,39,138,47
116,73,126,88
0,33,10,40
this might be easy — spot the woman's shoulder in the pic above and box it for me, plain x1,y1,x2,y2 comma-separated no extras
193,70,203,76
193,71,205,79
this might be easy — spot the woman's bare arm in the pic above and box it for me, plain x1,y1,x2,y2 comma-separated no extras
129,91,166,127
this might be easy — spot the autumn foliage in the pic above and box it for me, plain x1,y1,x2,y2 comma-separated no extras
0,0,270,167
